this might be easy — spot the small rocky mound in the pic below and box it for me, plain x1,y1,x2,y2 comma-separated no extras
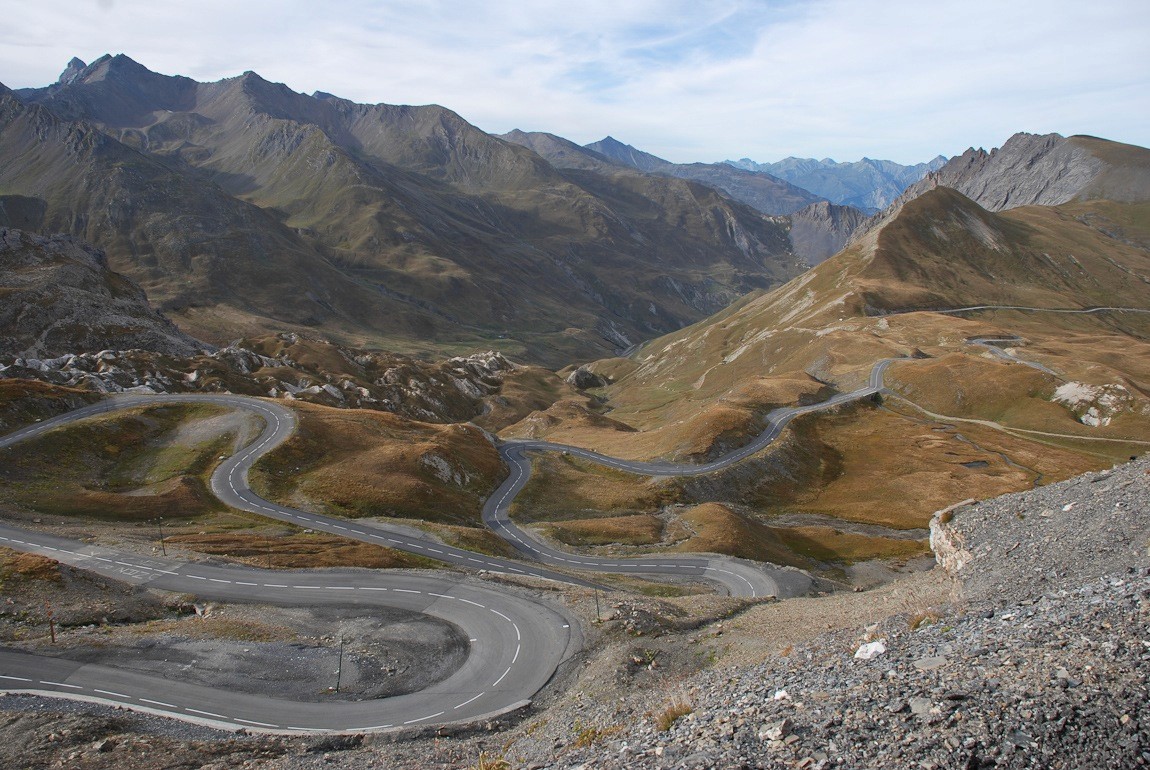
0,228,205,359
566,365,610,390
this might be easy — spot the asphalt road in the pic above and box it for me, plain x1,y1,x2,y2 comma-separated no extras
966,337,1059,376
0,521,578,734
0,394,605,590
480,362,897,599
0,359,897,731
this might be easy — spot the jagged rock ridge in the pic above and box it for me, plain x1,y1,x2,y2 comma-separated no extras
854,132,1150,244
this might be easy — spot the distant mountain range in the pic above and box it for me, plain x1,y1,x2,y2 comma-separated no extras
1,55,809,365
502,131,863,264
725,154,948,213
582,136,824,215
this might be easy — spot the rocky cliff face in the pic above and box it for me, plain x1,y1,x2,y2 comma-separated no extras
787,200,868,264
0,228,205,358
898,132,1106,211
856,132,1150,242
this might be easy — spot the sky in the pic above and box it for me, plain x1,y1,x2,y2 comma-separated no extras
1,0,1147,165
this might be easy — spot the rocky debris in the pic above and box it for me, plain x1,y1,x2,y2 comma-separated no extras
0,228,206,359
0,334,532,425
474,456,1150,770
0,706,297,770
492,572,1149,770
931,454,1150,604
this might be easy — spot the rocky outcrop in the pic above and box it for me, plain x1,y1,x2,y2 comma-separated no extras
0,333,546,426
565,365,609,390
0,228,205,359
928,498,976,577
899,132,1105,212
926,455,1150,603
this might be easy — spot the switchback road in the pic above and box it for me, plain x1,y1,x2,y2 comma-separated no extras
0,357,903,732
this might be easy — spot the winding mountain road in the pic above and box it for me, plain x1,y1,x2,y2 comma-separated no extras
0,521,578,733
481,360,895,598
0,363,899,731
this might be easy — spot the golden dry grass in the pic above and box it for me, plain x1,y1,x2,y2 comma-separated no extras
654,699,694,731
671,503,808,566
510,453,677,522
250,402,503,526
769,526,928,564
166,532,436,570
542,514,665,547
0,549,63,584
780,405,1102,529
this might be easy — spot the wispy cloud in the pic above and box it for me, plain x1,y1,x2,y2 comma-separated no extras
1,0,1146,163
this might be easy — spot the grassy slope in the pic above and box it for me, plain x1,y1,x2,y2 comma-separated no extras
0,403,235,520
497,191,1150,570
249,401,503,526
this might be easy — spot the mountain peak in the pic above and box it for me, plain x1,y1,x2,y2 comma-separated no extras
584,136,671,172
59,57,87,85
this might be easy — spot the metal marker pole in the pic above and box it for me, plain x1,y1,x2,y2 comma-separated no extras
335,635,344,693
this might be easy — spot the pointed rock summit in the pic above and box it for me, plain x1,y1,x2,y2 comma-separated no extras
59,57,87,85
